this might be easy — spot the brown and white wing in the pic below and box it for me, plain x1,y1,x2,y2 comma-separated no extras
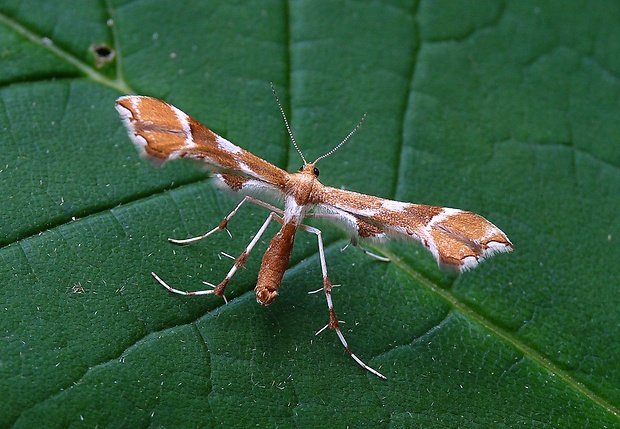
315,186,513,272
116,96,289,193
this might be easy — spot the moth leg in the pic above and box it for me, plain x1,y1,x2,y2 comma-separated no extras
305,212,390,262
153,211,282,300
169,196,283,244
340,238,390,262
298,223,387,380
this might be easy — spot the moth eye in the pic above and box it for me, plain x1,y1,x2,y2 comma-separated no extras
313,167,320,177
298,166,303,172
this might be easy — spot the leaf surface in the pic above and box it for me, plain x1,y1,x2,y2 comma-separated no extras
1,1,619,427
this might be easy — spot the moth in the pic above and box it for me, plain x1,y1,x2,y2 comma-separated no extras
116,85,512,379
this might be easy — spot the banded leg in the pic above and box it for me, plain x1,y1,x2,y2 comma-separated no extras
305,212,390,262
299,223,387,380
153,211,283,299
168,196,283,244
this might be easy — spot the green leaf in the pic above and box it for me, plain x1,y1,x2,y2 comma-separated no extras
1,1,619,427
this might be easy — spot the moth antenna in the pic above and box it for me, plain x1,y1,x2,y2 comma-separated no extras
270,82,308,165
312,113,366,165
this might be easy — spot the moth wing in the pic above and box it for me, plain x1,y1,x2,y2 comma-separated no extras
116,96,289,188
316,186,512,272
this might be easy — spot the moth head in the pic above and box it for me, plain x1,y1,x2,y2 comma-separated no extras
298,164,320,177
